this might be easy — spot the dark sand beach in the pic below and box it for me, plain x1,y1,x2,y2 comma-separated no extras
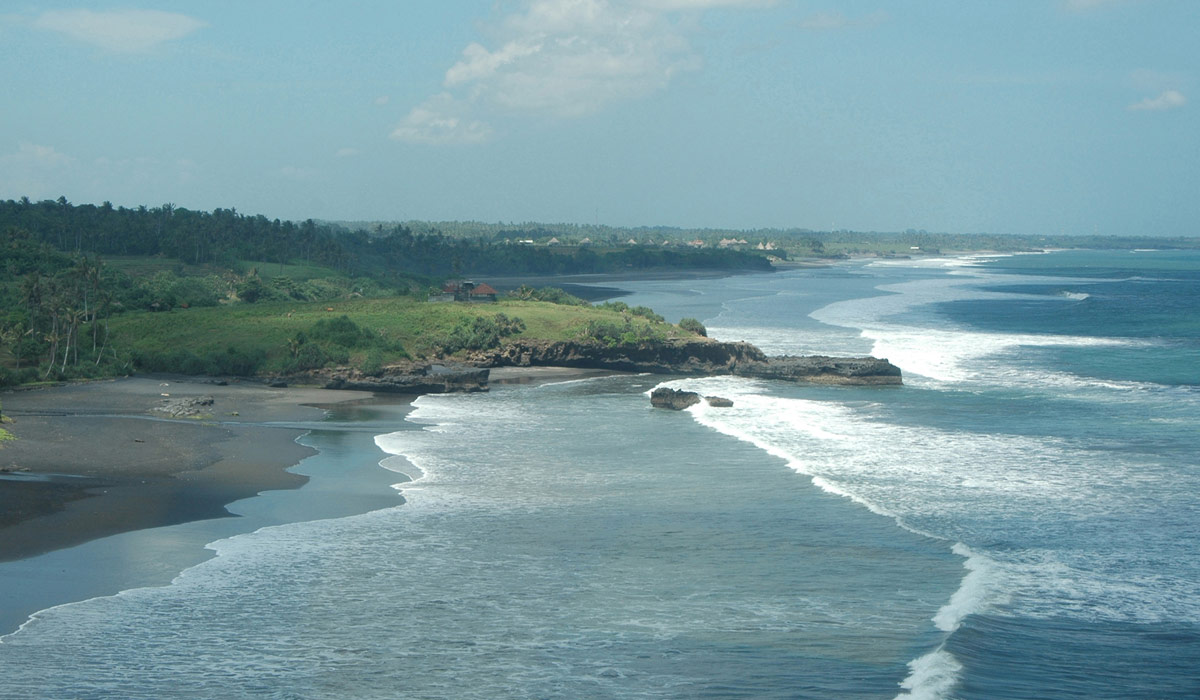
0,367,617,635
0,377,371,562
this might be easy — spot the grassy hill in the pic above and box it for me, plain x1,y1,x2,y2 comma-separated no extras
99,295,703,380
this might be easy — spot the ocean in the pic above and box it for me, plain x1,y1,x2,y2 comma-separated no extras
1,249,1197,698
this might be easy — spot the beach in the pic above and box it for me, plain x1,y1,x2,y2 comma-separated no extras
0,367,620,636
0,377,371,562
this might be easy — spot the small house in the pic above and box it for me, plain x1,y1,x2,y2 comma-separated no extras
438,280,495,302
468,282,498,302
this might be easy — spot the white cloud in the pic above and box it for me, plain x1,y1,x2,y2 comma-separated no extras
796,10,888,31
391,93,494,145
335,147,361,158
34,9,206,53
374,95,390,106
1128,90,1187,111
392,0,769,144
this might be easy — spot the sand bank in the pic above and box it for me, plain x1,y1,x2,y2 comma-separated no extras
0,377,369,562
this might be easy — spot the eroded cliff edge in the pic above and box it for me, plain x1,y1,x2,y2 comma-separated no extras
303,339,901,394
469,339,902,386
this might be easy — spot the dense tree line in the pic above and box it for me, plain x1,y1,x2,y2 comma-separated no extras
0,197,350,270
0,198,775,283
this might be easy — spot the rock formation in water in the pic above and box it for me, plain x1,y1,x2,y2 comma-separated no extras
650,388,702,410
735,355,902,386
649,389,736,410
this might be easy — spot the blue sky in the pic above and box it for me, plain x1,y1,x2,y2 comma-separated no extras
2,1,1196,236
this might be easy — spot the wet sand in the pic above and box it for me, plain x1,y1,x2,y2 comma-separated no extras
0,377,370,562
0,367,621,635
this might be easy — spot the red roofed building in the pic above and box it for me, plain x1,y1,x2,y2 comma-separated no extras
469,283,498,302
439,280,498,302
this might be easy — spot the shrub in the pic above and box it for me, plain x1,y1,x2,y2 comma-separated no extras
597,301,665,323
678,317,707,337
598,301,629,313
507,285,589,306
579,318,664,347
130,346,266,377
285,343,332,372
361,348,384,377
629,305,665,323
236,277,268,303
309,315,373,348
169,276,221,307
440,313,526,354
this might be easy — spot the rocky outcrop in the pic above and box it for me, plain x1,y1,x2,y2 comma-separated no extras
734,355,902,385
153,395,215,418
472,339,901,385
314,363,489,394
650,388,702,410
295,341,899,396
472,339,766,374
650,389,736,410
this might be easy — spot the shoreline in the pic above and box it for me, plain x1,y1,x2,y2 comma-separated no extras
0,376,370,562
480,267,770,301
0,366,618,636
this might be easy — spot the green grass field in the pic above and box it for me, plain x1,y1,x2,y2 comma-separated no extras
104,296,696,371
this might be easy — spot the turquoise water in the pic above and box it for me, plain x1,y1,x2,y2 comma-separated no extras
1,250,1197,698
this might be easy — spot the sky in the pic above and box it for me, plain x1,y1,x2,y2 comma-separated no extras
2,0,1197,236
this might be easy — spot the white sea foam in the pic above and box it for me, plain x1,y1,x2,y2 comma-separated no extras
673,368,1200,629
893,647,964,700
806,263,1149,389
934,544,1001,633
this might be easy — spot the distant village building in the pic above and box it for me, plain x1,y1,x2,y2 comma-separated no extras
755,241,777,251
718,238,749,248
627,238,638,245
687,239,705,248
438,280,498,303
546,237,560,245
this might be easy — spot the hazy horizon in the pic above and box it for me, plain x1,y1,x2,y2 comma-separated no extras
3,1,1196,237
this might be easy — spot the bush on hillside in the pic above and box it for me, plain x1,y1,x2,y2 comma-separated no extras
440,313,526,354
678,317,707,337
507,285,588,306
580,318,665,347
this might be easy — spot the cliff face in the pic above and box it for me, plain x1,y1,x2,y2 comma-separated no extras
470,339,766,374
736,355,903,385
312,364,489,394
471,339,902,385
294,340,900,395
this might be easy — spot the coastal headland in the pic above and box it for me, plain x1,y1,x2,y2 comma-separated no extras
310,339,902,392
